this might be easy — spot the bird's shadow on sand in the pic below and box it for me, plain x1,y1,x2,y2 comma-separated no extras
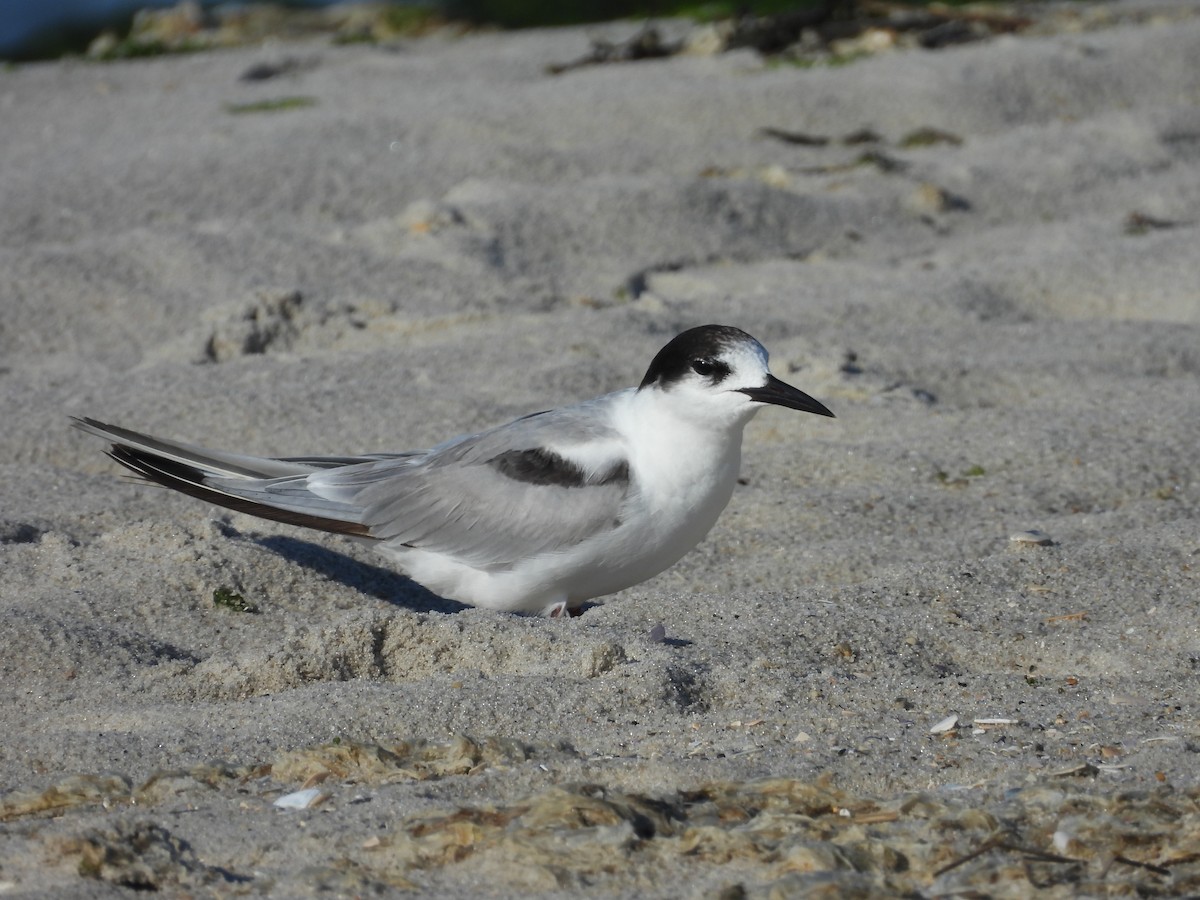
253,535,470,615
249,534,632,622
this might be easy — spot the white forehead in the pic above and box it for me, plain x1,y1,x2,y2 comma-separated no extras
721,337,769,373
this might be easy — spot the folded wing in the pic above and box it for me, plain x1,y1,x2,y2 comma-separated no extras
309,404,632,568
74,403,633,569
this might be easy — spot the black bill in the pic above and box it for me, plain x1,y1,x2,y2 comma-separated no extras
739,375,835,417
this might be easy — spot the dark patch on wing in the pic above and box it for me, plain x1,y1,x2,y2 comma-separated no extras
490,447,629,489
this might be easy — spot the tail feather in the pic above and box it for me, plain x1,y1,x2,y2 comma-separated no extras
76,417,375,539
72,416,323,480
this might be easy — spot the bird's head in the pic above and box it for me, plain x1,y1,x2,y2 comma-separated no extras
638,324,835,429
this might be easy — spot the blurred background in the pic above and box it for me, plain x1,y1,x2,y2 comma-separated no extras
0,0,816,60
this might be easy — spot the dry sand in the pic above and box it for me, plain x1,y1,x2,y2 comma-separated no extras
2,2,1200,895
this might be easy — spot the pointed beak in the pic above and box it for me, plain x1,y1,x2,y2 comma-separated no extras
739,375,835,417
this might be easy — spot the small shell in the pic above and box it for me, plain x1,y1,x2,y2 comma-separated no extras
1009,530,1053,546
929,714,959,734
274,787,326,810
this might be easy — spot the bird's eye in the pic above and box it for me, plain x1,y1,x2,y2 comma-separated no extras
691,359,714,376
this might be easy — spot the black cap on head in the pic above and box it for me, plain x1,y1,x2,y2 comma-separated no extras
639,325,754,391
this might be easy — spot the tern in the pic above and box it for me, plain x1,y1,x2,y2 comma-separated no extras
73,325,834,616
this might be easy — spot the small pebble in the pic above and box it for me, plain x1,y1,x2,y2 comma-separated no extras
648,623,667,643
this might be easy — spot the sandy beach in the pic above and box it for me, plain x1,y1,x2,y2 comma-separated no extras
2,1,1200,894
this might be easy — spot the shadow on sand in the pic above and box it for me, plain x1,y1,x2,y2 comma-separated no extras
253,534,470,615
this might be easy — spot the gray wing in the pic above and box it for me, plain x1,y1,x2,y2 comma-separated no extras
76,391,634,567
307,397,633,568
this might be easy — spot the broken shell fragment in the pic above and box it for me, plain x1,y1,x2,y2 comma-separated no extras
929,714,959,734
1009,530,1053,546
274,787,326,810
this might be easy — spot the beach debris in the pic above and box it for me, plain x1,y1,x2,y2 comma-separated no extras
1009,529,1053,546
1045,611,1087,624
546,26,681,75
759,127,831,147
211,586,259,613
900,127,964,147
13,764,1200,893
0,774,132,821
86,1,445,61
87,1,209,59
1050,762,1100,778
270,735,570,786
929,714,959,734
761,124,955,152
1,738,576,825
400,199,467,235
274,787,327,810
224,96,317,115
546,1,1033,74
200,289,306,363
135,761,254,805
239,56,313,81
1124,211,1184,235
936,465,986,487
356,776,1193,891
909,182,971,215
51,0,1097,70
842,127,884,144
301,770,332,789
69,821,221,890
972,718,1018,733
0,520,44,544
934,834,1081,878
648,623,667,643
853,149,908,173
831,24,898,58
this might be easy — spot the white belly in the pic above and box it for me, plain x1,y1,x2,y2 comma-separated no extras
379,429,744,613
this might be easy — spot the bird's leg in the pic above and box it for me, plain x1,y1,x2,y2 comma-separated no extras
544,600,584,618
